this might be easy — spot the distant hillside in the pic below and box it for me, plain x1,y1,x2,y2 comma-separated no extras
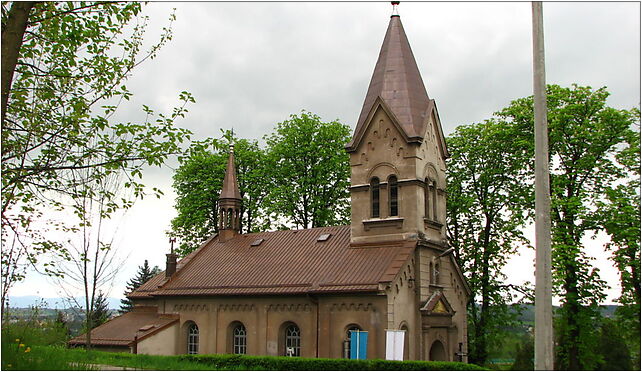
8,295,123,310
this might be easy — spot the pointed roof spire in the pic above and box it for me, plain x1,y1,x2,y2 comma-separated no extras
220,144,241,200
347,7,432,150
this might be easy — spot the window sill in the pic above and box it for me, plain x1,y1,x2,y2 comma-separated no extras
424,219,443,229
363,217,404,231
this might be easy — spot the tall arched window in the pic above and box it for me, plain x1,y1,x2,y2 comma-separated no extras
400,324,409,360
388,175,398,216
343,324,362,359
284,323,301,357
227,208,233,228
232,323,247,354
370,177,380,218
187,323,199,355
425,178,435,220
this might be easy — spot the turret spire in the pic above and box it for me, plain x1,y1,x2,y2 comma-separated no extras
218,144,242,241
220,144,241,200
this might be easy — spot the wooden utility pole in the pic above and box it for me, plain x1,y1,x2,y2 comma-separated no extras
532,2,554,370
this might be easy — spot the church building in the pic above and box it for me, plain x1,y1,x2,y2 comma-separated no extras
70,5,471,362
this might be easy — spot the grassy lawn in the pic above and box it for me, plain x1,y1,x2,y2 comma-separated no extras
1,343,255,371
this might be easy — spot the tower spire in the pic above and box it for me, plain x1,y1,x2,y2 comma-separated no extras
346,7,432,151
218,144,242,241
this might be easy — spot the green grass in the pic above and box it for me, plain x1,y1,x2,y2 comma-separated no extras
2,343,94,370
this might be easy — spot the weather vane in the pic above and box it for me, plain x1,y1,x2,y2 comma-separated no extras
169,236,176,255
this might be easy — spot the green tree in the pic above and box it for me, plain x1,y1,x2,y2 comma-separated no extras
511,333,534,371
119,260,161,314
446,118,532,366
595,125,641,366
594,318,633,371
496,84,638,370
90,291,109,329
263,111,351,229
1,2,193,314
171,132,268,256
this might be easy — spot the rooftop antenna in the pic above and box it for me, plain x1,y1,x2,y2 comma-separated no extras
391,1,400,17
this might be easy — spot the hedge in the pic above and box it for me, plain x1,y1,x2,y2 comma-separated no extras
178,354,486,370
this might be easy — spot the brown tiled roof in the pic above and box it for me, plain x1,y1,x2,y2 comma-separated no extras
130,226,416,298
347,15,431,150
68,307,178,347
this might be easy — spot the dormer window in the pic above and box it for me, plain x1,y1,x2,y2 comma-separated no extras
370,177,380,218
388,175,398,216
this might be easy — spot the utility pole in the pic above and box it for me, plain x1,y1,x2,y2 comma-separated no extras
532,2,554,370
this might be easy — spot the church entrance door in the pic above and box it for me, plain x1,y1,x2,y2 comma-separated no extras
429,340,447,361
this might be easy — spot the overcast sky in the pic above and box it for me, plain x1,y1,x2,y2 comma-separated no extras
11,2,640,306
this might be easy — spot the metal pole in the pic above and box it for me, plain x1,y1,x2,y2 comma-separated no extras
532,2,554,370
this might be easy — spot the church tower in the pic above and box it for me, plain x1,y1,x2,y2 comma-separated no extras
346,6,449,247
218,144,242,242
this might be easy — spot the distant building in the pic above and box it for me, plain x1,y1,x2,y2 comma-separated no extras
70,7,470,361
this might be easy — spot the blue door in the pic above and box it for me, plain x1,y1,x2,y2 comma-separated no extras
350,330,368,359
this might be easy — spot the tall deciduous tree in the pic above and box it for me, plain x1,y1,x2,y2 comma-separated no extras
119,260,161,314
171,132,268,256
1,2,193,314
263,111,351,229
446,118,532,366
595,122,640,365
496,84,638,370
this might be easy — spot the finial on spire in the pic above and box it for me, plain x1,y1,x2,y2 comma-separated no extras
391,1,400,17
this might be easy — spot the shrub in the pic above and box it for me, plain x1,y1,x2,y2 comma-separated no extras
178,354,486,370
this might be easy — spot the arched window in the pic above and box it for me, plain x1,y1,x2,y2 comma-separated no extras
232,323,247,355
425,178,435,221
434,262,440,285
388,175,398,216
343,325,362,359
284,323,301,357
227,208,233,228
400,324,409,360
187,323,199,355
370,177,380,218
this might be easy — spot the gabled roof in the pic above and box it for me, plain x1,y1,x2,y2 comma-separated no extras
220,145,241,200
130,226,416,298
68,307,178,347
347,15,431,151
420,290,456,316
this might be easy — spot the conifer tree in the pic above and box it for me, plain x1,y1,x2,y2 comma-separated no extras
90,291,110,329
119,260,161,314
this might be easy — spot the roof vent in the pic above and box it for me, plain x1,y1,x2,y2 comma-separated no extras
250,238,264,247
139,324,155,332
317,233,331,242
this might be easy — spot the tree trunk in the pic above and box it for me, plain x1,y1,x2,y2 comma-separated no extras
1,1,37,128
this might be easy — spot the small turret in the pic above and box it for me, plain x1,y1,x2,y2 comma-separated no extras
218,144,242,242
